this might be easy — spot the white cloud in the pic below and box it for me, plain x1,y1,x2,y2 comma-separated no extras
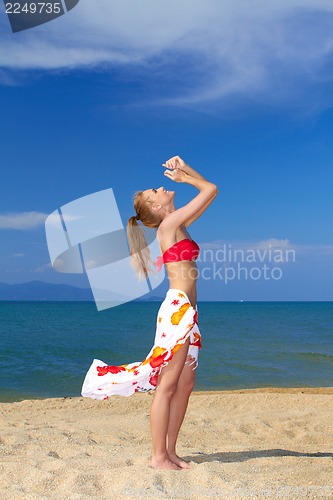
45,212,82,229
199,238,296,265
34,263,52,273
0,69,20,86
201,238,295,250
2,0,333,110
201,238,333,260
12,253,25,257
254,239,294,250
293,242,333,258
0,211,47,229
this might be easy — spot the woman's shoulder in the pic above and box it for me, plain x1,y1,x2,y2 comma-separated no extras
156,226,176,253
157,224,189,252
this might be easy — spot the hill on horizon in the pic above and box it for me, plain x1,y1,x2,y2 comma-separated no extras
0,281,163,302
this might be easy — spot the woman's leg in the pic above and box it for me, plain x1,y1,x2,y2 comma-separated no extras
166,357,196,468
150,338,190,470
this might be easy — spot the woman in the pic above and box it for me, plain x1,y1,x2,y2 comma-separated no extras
82,156,217,470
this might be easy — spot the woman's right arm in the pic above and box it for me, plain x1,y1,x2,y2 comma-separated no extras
160,167,218,230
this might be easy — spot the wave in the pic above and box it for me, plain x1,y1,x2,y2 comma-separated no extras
294,352,333,361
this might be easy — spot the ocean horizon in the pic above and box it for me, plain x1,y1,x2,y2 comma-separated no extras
1,300,332,403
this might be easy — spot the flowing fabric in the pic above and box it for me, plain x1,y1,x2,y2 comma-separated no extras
81,289,202,400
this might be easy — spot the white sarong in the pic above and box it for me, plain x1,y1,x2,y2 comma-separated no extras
81,289,202,399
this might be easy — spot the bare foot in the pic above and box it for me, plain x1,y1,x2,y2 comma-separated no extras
168,453,191,469
150,458,182,470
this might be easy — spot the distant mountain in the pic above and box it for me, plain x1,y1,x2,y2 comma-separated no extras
0,281,164,302
0,281,93,301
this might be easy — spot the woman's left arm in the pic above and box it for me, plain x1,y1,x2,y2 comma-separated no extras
184,191,218,227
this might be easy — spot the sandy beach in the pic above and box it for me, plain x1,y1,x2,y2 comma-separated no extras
0,388,332,499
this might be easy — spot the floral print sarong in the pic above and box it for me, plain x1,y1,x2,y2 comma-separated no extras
81,289,202,399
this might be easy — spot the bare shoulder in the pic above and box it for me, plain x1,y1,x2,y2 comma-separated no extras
156,224,176,252
157,223,189,252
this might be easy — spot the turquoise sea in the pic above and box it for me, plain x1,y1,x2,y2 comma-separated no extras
0,301,332,402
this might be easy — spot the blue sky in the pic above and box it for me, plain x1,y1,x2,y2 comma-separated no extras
1,0,332,301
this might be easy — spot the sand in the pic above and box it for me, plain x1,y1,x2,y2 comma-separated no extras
0,388,332,499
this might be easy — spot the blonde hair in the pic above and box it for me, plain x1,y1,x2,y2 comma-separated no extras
127,191,161,280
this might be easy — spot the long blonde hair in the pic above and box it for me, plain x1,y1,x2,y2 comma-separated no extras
127,191,161,280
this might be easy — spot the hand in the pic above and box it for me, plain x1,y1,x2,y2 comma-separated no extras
162,155,188,171
163,167,188,183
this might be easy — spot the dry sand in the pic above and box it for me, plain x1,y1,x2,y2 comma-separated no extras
0,388,332,499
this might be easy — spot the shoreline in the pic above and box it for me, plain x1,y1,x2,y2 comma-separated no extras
1,386,333,405
195,386,333,394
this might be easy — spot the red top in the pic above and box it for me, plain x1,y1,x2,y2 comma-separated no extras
163,238,200,263
155,239,200,271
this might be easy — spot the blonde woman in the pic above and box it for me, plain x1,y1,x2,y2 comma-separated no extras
82,156,217,470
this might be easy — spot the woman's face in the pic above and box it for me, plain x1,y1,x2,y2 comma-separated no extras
143,186,175,207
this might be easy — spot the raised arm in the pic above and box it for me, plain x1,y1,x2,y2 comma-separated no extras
160,160,218,230
183,191,217,228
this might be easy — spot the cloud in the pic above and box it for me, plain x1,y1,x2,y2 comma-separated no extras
293,242,333,262
200,238,333,263
201,238,295,250
2,0,333,111
34,262,52,273
254,239,294,250
203,238,333,250
0,69,20,86
0,211,48,229
45,212,82,229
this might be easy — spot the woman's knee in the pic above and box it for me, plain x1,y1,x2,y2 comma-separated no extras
156,379,178,399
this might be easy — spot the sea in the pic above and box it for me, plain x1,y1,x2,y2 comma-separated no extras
0,301,332,403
